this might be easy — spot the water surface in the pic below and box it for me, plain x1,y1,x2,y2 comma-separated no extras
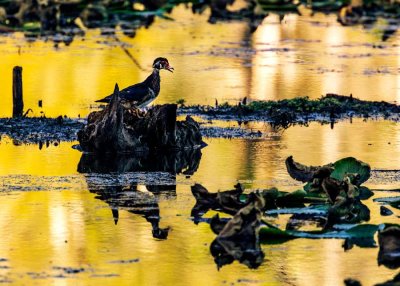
0,6,399,117
1,4,400,285
1,120,400,285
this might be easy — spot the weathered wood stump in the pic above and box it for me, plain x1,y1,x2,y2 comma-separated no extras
77,84,203,153
12,66,23,118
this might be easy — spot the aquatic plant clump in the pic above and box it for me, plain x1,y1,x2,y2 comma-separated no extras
3,94,400,145
193,156,400,269
179,94,400,128
0,115,84,144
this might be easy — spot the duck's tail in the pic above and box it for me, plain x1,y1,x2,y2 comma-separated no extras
95,95,111,103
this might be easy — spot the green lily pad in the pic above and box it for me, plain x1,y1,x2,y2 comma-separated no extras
327,199,370,226
265,205,329,216
330,157,371,186
259,223,378,245
359,186,374,200
374,197,400,210
22,22,41,32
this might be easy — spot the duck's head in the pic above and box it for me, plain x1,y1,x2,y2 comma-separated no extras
152,57,174,72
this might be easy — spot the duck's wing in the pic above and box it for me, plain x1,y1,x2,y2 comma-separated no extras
95,82,150,103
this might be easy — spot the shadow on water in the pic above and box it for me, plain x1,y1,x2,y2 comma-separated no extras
77,149,202,239
77,149,202,175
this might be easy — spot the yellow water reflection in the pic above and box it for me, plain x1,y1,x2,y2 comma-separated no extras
0,120,399,285
0,6,399,118
1,3,400,285
0,189,395,286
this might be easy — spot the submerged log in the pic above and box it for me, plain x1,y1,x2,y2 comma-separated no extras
78,84,203,153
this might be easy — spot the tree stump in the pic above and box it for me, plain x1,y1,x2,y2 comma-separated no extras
77,84,204,153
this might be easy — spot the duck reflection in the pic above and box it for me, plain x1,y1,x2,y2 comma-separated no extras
78,149,202,239
92,184,172,239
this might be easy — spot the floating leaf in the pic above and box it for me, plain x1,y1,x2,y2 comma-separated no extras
286,213,327,231
358,186,374,200
258,1,300,12
210,214,229,235
327,199,370,226
322,177,344,203
210,193,265,269
374,197,400,210
330,157,371,186
259,223,378,245
22,22,41,31
285,156,333,183
191,183,246,220
380,206,394,217
265,205,329,216
378,224,400,269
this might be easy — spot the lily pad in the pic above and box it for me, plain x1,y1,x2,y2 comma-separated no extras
191,183,246,220
374,197,400,210
285,156,333,183
259,223,378,246
378,224,400,269
358,186,374,200
265,205,329,216
330,157,371,186
327,199,370,226
210,192,265,269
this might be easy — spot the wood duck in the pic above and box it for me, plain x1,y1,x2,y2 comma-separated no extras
96,57,174,108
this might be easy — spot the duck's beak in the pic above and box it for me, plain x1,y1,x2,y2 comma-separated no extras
165,65,174,73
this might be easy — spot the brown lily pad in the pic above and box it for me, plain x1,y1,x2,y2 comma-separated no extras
378,224,400,269
285,156,333,183
210,192,265,269
191,183,246,220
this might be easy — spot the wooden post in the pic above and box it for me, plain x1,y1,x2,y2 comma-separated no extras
12,66,23,118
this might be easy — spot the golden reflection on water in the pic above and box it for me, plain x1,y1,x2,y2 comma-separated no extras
0,120,400,284
0,189,396,286
0,6,399,117
0,3,400,285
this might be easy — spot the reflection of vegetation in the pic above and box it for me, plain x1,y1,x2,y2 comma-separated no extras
2,0,400,42
0,0,261,42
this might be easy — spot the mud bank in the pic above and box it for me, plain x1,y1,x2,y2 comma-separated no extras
1,94,400,144
178,94,400,128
